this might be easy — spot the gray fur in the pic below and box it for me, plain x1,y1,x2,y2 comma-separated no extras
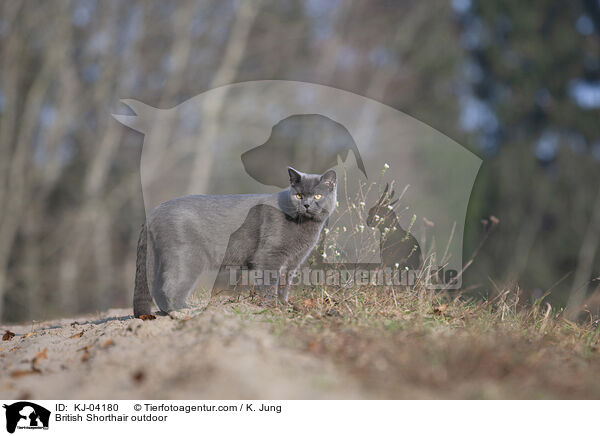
133,223,152,317
133,167,336,317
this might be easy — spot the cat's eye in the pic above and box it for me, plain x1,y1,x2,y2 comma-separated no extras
314,194,322,200
295,193,303,199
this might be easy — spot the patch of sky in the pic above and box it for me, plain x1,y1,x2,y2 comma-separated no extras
179,102,200,134
462,60,483,83
592,142,600,161
190,12,207,38
59,137,76,165
148,71,165,91
40,104,57,128
480,132,500,156
368,47,392,68
451,0,471,14
460,17,488,50
72,0,96,28
304,0,339,42
576,15,594,36
534,131,559,162
459,94,498,134
337,45,358,69
116,5,142,57
568,78,600,109
82,63,101,83
88,30,111,55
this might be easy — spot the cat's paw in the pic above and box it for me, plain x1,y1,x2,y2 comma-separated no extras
168,307,203,320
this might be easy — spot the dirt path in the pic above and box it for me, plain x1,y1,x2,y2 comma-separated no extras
5,289,600,400
0,301,362,399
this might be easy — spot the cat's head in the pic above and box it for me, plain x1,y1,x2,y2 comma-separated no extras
287,167,337,221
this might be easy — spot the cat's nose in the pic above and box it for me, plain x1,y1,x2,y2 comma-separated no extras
303,204,310,209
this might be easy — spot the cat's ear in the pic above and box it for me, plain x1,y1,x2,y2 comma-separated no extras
287,167,302,185
320,169,337,189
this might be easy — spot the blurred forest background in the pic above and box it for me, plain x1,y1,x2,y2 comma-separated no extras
0,0,599,322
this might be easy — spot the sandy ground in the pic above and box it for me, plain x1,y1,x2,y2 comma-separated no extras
0,301,362,399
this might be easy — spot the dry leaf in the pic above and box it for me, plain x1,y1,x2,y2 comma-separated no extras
32,349,48,371
132,370,146,384
34,348,47,361
102,339,114,348
302,299,315,309
139,314,156,321
433,304,448,315
11,368,40,378
2,331,15,341
70,330,84,338
306,340,322,354
18,392,32,401
23,331,35,339
77,345,91,362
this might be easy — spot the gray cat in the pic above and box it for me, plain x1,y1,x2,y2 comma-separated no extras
133,167,337,318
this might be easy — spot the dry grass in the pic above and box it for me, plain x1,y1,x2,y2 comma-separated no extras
215,175,600,399
228,285,600,399
211,176,600,398
4,285,599,399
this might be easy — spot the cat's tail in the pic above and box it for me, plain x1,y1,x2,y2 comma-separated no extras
133,222,152,318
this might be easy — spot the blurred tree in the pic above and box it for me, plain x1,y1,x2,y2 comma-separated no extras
456,0,600,315
0,0,465,322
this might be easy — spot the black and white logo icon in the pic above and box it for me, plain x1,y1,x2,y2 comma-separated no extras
3,402,50,434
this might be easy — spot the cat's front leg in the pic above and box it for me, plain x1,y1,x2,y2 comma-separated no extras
254,265,291,306
248,264,281,304
277,267,294,305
